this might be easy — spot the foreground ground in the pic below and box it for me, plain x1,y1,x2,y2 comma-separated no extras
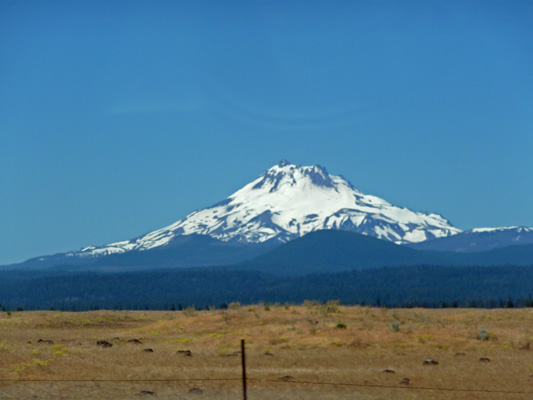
0,304,532,399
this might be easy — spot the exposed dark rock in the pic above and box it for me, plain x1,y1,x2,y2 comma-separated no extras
400,378,410,385
142,348,153,353
177,350,192,357
479,357,491,362
423,359,439,365
382,369,395,373
37,339,54,345
188,387,203,394
96,340,112,348
139,390,156,396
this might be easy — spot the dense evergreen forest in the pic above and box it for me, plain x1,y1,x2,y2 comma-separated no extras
0,265,531,311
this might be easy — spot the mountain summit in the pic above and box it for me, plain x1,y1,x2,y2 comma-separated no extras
68,160,461,259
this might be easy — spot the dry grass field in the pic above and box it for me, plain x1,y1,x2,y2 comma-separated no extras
0,303,532,399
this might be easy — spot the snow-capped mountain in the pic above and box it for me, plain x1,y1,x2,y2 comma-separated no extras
65,160,461,259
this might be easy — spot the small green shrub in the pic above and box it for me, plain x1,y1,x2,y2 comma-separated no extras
391,321,400,332
336,323,347,329
479,328,490,341
52,344,66,356
0,340,11,351
32,359,49,368
501,341,512,350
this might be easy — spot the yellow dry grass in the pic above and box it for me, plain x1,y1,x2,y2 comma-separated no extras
0,304,532,399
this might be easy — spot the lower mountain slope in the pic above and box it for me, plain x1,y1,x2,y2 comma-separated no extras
232,230,450,276
232,230,533,276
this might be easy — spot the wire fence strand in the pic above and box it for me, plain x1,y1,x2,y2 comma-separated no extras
1,376,531,395
248,377,533,395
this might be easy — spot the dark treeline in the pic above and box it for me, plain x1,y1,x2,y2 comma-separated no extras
0,265,532,311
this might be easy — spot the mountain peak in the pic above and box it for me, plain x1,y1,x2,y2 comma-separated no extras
256,161,336,191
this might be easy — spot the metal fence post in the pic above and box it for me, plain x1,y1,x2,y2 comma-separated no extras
241,339,247,400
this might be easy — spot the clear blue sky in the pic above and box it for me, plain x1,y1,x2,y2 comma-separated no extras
1,0,532,264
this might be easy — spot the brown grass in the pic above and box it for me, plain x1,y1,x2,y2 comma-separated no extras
0,305,532,399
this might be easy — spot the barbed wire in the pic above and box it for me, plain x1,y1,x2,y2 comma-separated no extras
0,376,531,395
248,377,533,394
